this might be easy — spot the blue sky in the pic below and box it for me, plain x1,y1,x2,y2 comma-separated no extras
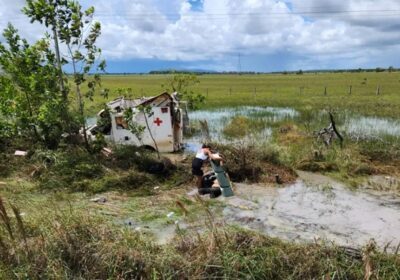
1,0,400,73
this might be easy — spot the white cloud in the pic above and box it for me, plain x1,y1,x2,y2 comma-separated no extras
0,0,45,42
1,0,400,70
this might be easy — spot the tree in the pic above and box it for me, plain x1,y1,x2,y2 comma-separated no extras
0,24,64,147
162,73,205,110
124,105,161,159
23,0,107,149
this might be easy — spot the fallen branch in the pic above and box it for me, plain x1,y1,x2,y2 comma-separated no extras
315,112,344,147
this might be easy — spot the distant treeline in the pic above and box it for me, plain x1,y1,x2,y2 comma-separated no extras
95,67,398,76
149,67,398,75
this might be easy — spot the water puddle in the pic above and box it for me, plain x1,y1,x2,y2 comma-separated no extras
185,106,299,150
221,171,400,251
120,218,187,245
343,115,400,139
185,106,400,152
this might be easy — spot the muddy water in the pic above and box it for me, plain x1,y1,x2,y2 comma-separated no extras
221,171,400,251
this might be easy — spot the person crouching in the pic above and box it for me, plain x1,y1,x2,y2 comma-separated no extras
192,144,216,189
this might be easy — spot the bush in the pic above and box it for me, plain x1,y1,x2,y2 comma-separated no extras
223,116,252,138
358,140,400,163
260,144,281,165
111,145,176,176
212,143,263,182
297,161,339,172
211,143,295,183
34,147,104,190
351,163,376,175
89,171,155,194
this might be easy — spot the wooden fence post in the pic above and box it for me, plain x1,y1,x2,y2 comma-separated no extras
376,85,380,95
324,86,327,96
349,85,352,95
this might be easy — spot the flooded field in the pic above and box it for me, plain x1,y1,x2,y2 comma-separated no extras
186,106,400,147
344,115,400,139
221,171,400,251
87,105,400,149
186,106,298,148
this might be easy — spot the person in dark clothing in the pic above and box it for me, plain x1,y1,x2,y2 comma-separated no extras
192,144,220,188
202,171,217,188
198,170,222,198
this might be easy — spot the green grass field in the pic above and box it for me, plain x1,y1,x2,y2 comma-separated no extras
2,72,400,279
87,72,400,118
89,71,400,180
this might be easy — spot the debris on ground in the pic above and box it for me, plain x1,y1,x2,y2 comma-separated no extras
123,219,136,227
167,211,175,218
14,150,28,156
90,197,107,203
101,147,113,157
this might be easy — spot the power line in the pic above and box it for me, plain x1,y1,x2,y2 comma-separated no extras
1,9,399,24
3,9,400,19
95,9,400,17
238,53,241,73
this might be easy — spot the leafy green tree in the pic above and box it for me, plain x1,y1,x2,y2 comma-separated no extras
124,105,160,159
23,0,107,149
124,107,146,142
0,24,64,147
162,73,205,110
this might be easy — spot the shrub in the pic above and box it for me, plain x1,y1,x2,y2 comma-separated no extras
222,116,252,138
351,163,376,175
212,142,263,182
34,147,104,190
297,161,339,172
111,145,176,176
89,171,155,194
211,142,294,183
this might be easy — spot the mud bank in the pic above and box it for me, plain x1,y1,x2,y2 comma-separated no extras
221,171,400,251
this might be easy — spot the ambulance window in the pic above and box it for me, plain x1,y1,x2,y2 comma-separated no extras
161,107,168,113
115,116,128,129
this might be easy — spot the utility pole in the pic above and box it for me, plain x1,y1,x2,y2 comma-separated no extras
238,53,241,74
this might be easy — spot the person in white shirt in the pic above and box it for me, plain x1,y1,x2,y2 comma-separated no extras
192,144,221,188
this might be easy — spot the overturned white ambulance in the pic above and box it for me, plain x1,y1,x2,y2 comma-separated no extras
87,92,185,152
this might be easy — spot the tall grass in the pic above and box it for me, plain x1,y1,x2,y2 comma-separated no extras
90,72,400,118
1,196,399,279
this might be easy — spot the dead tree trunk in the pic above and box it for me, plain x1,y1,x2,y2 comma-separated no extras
329,112,344,147
316,113,344,147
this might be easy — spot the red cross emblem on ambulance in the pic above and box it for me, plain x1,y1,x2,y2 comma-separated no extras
154,117,163,126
